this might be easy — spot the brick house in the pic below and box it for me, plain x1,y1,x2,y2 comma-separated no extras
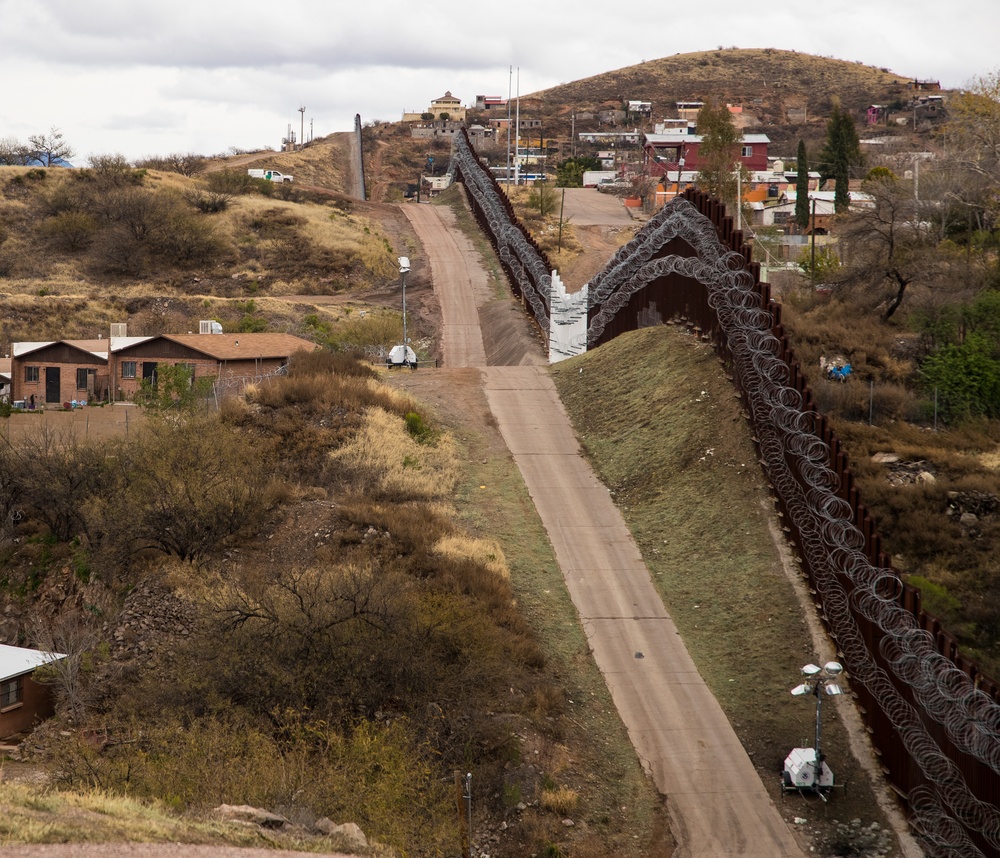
109,332,319,401
11,332,318,405
11,339,113,406
0,644,65,739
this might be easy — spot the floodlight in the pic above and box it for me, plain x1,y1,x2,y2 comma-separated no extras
824,661,844,676
398,256,410,273
801,663,821,676
825,684,844,696
790,684,811,696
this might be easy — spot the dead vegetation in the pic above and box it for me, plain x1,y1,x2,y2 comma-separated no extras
0,350,660,858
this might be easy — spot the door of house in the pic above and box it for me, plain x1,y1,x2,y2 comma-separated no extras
142,362,158,386
45,367,60,403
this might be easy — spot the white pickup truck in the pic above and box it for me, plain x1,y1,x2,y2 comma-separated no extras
247,169,293,183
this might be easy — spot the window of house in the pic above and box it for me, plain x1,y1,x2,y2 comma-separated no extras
121,361,137,379
1,675,23,709
24,366,39,383
774,211,791,224
76,368,90,390
741,146,753,158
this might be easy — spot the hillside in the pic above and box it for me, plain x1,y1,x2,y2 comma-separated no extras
0,147,436,358
491,48,932,155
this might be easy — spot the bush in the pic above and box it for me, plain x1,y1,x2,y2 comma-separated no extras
185,190,231,213
109,417,279,561
40,211,99,251
203,170,271,196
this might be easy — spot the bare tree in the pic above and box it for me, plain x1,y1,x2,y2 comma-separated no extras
135,152,207,177
32,611,104,722
27,126,75,167
0,136,32,165
835,168,952,320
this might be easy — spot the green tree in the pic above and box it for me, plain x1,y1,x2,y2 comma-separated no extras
795,139,810,230
527,179,557,217
556,156,600,187
134,363,213,412
819,100,863,213
920,333,1000,422
797,245,841,281
695,100,745,212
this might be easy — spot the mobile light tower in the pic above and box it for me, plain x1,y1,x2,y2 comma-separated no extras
387,257,417,369
782,661,845,799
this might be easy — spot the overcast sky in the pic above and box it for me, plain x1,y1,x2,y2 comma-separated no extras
1,0,994,165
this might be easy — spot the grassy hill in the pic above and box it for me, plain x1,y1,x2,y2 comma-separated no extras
0,148,426,352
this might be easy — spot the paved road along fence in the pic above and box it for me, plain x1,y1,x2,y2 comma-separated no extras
449,134,1000,857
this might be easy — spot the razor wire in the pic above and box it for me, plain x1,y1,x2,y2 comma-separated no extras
590,196,1000,855
448,131,551,333
211,364,289,402
443,140,1000,852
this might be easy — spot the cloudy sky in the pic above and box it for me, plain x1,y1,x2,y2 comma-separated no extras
1,0,994,165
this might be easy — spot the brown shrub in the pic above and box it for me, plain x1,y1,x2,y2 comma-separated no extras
40,211,99,251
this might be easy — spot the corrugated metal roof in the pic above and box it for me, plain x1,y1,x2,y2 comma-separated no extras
0,644,66,682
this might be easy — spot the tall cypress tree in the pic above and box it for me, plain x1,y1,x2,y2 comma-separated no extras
795,139,810,230
820,100,864,213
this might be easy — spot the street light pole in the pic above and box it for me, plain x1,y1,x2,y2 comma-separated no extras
401,268,407,354
783,661,844,798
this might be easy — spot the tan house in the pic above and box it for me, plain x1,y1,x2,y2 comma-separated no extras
429,91,465,121
402,91,466,122
0,644,65,739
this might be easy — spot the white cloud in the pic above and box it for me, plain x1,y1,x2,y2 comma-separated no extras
0,0,993,163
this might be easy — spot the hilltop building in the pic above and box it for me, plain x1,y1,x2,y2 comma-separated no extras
402,91,466,123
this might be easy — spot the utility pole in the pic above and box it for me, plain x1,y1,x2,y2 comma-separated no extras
298,106,306,150
810,197,817,289
505,66,513,188
514,67,521,185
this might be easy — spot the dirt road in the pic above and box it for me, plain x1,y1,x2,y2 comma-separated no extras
403,201,806,857
558,187,635,226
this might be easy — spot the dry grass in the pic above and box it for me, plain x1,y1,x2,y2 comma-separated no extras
539,785,580,816
0,151,402,348
0,781,350,851
432,534,510,580
329,405,459,501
